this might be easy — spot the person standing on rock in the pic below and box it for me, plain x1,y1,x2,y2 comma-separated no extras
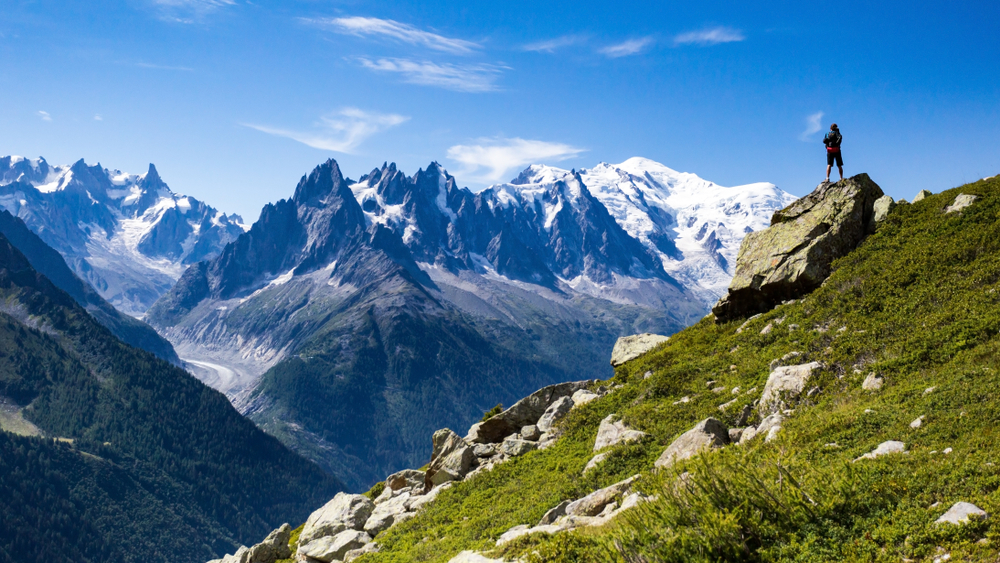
824,124,844,183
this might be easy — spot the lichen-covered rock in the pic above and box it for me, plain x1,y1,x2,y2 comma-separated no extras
610,333,670,366
871,195,896,226
299,493,375,546
759,362,822,414
713,174,884,321
425,429,475,488
520,424,541,441
245,523,292,563
655,418,729,469
467,381,590,443
499,438,538,457
593,414,647,451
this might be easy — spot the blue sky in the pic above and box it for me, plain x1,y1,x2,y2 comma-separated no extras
2,0,998,222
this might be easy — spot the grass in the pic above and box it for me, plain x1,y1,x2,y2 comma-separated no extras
339,174,1000,562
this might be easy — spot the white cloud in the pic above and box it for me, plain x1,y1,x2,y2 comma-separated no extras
356,57,505,92
243,108,409,154
522,35,584,53
674,27,745,46
150,0,235,23
37,111,52,122
799,111,824,141
94,114,103,121
447,138,586,183
599,37,654,58
305,16,479,54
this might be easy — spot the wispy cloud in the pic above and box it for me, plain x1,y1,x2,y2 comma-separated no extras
150,0,235,23
447,137,586,183
37,111,52,122
134,62,195,71
674,26,745,46
599,37,654,58
522,35,584,53
94,114,103,121
243,108,409,153
799,111,825,141
304,16,479,54
356,57,506,93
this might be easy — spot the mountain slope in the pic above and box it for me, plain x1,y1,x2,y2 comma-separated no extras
0,230,342,563
0,209,179,362
148,159,713,490
296,174,1000,563
0,156,245,315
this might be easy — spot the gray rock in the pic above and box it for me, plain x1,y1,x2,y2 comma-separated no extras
862,373,883,391
713,175,884,321
655,418,729,469
871,195,896,226
738,426,757,445
344,541,380,562
520,424,541,441
759,362,822,414
467,381,590,443
425,429,475,488
472,443,496,458
945,193,978,213
408,482,452,511
243,523,292,563
386,469,425,491
537,396,574,432
728,428,745,443
769,351,803,371
583,452,609,473
764,425,782,442
756,413,784,438
910,415,925,429
299,493,375,546
593,414,647,451
363,492,410,536
538,500,572,525
499,438,537,457
854,440,906,461
496,524,563,546
298,529,372,563
571,389,599,407
610,333,670,366
913,189,932,202
935,502,988,525
566,475,638,517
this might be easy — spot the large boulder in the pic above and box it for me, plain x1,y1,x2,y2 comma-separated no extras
467,381,590,444
364,492,412,536
298,530,372,563
758,362,823,414
244,523,292,563
655,418,729,469
299,493,375,546
425,429,475,488
610,333,670,367
593,414,647,451
386,469,425,491
713,174,884,321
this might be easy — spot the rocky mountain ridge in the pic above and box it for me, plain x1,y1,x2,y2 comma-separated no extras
0,155,246,315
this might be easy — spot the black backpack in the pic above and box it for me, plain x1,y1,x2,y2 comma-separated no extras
826,130,842,147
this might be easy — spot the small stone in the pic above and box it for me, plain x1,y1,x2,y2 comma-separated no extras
593,415,647,451
913,189,932,202
718,398,738,411
643,371,653,379
862,373,883,391
872,195,896,223
765,425,782,442
711,386,726,393
500,438,538,457
521,425,542,441
448,551,504,563
825,442,839,448
760,322,774,335
935,502,988,525
855,440,906,461
706,380,717,388
298,530,372,563
731,386,741,394
729,364,737,371
655,418,729,469
583,452,609,473
943,447,953,454
571,389,600,407
728,428,745,443
672,396,691,405
924,386,936,395
738,426,757,445
472,443,496,458
910,416,925,429
759,362,823,414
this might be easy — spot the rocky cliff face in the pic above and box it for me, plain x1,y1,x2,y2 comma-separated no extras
0,156,246,315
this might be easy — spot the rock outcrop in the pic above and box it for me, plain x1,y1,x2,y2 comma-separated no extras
467,381,591,444
713,174,884,321
425,429,476,488
610,333,670,366
299,493,375,547
208,524,292,563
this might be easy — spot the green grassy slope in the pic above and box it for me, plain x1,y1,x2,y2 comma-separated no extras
0,232,344,563
349,174,1000,562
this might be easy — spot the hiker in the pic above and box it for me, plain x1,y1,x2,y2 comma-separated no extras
824,123,843,182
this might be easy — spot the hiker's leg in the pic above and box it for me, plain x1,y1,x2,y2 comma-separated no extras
838,165,844,180
826,164,832,181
